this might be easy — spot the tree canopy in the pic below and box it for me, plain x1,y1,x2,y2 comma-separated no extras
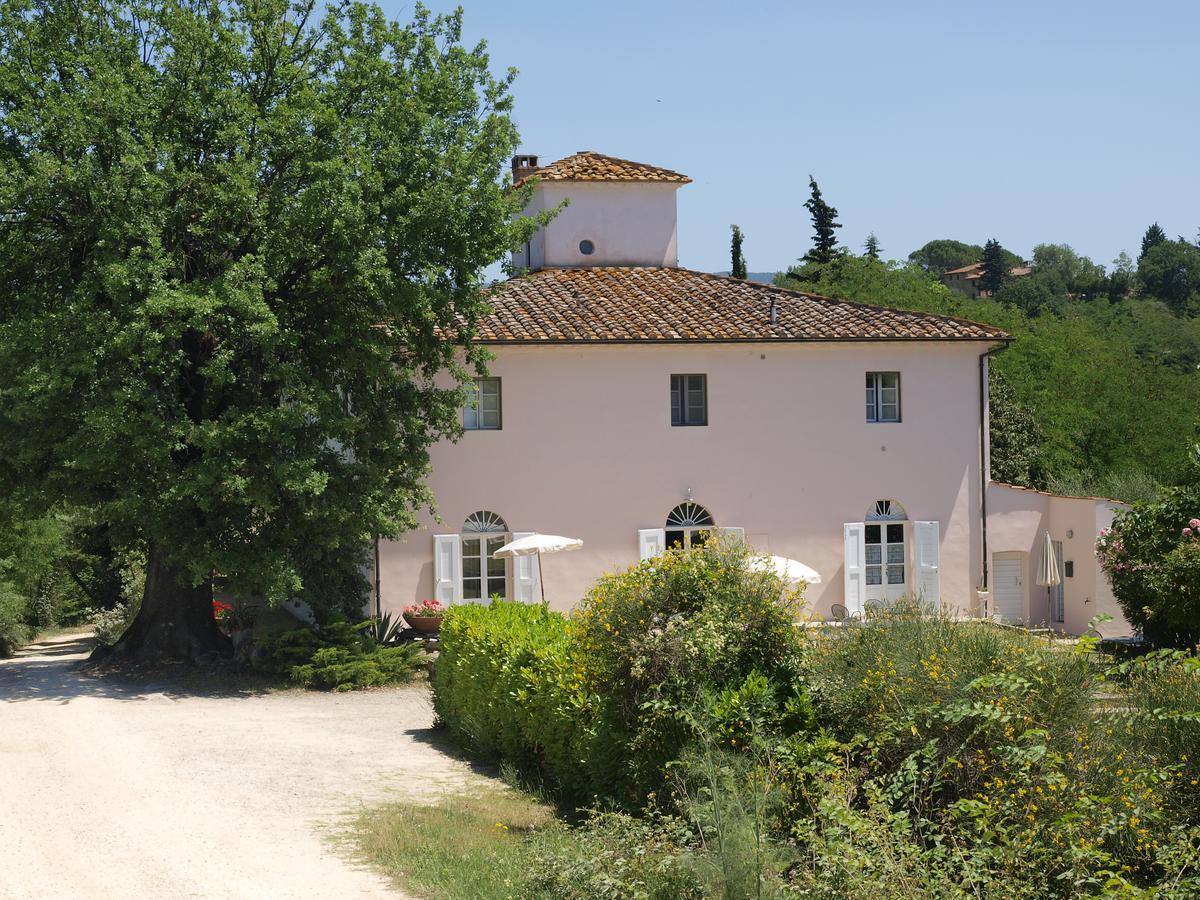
1140,222,1168,261
802,176,841,264
0,0,537,659
908,238,1023,275
978,239,1010,294
730,224,747,279
1137,239,1200,316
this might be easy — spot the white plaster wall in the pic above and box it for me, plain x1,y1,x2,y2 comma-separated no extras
378,341,988,617
514,182,680,269
985,483,1133,637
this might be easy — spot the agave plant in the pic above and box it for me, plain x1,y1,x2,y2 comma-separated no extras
368,612,406,646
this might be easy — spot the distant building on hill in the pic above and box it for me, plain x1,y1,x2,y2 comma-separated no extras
941,261,1032,299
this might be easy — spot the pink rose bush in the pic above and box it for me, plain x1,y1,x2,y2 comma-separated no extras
1099,479,1200,646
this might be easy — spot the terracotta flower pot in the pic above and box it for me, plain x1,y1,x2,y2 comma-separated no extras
406,615,443,635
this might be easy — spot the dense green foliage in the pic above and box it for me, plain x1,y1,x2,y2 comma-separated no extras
1097,452,1200,646
414,576,1200,896
1137,239,1200,315
802,175,841,264
978,238,1010,294
863,232,881,260
256,620,423,690
433,538,810,809
0,504,129,655
776,254,1200,499
0,0,538,656
1140,223,1168,261
910,238,1023,275
730,224,748,279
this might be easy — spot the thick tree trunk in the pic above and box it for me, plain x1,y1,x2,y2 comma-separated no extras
112,544,229,663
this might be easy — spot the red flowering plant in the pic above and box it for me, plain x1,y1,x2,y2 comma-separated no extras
403,599,444,620
211,599,258,636
1098,450,1200,646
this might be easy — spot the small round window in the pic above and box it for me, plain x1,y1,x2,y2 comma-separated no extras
578,239,595,255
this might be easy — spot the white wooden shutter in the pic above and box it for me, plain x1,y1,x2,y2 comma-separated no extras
511,532,540,603
433,534,461,605
639,528,666,561
843,523,866,616
913,521,941,606
719,527,746,545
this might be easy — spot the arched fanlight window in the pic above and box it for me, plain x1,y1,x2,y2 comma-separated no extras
666,502,714,528
865,499,907,521
461,510,509,601
463,510,509,533
665,501,714,551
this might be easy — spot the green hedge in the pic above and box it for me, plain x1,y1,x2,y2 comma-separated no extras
433,539,811,808
432,600,602,803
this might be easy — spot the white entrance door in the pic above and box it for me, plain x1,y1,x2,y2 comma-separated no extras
865,522,907,606
992,552,1025,623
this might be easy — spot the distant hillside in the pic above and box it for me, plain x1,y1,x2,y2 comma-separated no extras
714,271,777,284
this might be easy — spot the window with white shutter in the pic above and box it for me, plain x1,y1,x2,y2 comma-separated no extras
913,521,941,606
843,523,866,616
639,529,666,561
433,534,461,605
511,531,541,603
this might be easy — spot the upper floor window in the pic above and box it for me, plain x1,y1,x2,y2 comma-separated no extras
464,377,501,430
671,374,707,426
865,372,900,423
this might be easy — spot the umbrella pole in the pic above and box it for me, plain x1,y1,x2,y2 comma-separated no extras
538,551,545,604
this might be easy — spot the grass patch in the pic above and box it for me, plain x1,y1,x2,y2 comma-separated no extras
355,789,563,900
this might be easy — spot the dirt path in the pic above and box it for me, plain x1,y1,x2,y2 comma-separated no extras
0,632,480,899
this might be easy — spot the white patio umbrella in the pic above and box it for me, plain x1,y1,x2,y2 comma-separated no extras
748,555,822,584
493,533,583,604
1035,531,1061,622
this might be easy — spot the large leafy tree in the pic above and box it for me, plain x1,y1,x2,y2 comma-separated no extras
0,0,536,660
987,369,1044,487
802,175,841,264
1138,239,1200,316
978,238,1010,295
1139,222,1167,261
908,239,982,275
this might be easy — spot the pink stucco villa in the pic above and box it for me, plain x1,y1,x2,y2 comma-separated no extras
375,151,1132,637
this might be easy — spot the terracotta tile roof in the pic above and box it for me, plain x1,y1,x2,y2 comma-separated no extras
942,262,1031,278
943,262,984,276
473,267,1010,343
514,151,692,188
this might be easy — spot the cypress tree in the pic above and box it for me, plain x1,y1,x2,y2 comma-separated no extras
730,225,748,279
1140,222,1167,260
864,232,881,260
979,238,1009,295
803,176,842,264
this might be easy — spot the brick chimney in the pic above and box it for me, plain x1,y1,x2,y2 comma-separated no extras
511,154,539,184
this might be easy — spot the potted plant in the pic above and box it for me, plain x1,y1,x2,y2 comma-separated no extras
403,599,445,635
213,599,259,649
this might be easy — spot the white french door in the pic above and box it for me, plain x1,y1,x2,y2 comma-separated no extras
865,521,907,606
461,533,508,601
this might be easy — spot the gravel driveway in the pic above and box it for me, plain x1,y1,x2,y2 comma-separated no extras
0,632,478,899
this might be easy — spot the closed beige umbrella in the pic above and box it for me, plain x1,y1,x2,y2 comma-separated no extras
1035,531,1061,623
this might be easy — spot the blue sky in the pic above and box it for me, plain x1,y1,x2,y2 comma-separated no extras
386,0,1200,274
